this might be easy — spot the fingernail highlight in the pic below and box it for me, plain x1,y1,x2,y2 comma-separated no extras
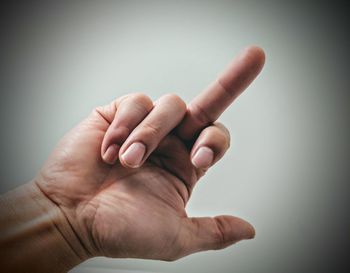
192,147,214,168
103,144,120,164
121,142,146,168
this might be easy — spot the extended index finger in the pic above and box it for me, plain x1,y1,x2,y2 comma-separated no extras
177,46,265,140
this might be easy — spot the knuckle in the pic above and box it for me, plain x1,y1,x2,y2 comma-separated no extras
92,104,115,123
189,103,212,125
128,93,153,107
141,122,161,137
161,93,186,111
211,219,226,250
93,105,104,115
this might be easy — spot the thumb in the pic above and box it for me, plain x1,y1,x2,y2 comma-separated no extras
182,215,255,254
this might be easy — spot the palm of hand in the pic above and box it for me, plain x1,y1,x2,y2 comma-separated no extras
38,112,201,260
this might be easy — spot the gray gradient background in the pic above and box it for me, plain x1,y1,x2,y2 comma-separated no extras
0,1,349,272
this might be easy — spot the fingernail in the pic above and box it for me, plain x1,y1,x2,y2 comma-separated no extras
103,144,120,164
121,142,146,168
192,147,214,168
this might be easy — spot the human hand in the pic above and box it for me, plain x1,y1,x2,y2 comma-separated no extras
35,46,265,261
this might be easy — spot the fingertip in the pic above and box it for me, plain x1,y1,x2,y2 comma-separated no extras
102,144,120,165
244,220,256,240
235,217,256,240
215,215,256,243
242,45,266,71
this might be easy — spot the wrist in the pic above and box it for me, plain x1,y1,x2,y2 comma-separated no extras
0,181,92,272
32,180,93,264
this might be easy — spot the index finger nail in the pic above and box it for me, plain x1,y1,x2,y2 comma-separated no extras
120,142,146,168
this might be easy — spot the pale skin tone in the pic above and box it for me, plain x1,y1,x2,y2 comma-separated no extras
0,46,265,272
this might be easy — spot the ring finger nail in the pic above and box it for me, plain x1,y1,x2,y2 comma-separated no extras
120,142,146,168
191,146,214,169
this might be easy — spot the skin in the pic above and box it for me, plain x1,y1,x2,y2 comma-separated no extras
0,46,265,272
